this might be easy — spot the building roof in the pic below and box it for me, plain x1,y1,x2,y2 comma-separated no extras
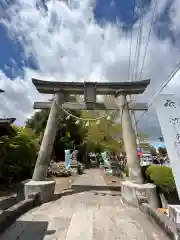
0,118,16,137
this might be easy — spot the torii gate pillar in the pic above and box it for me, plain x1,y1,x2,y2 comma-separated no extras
18,92,65,203
32,92,65,181
115,90,158,208
116,93,143,184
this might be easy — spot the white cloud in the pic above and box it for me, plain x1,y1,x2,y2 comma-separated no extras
0,0,180,138
169,0,180,35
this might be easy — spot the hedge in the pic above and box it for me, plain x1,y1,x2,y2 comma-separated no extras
123,164,178,198
145,165,177,196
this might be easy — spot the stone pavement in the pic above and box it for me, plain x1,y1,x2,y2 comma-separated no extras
0,169,170,240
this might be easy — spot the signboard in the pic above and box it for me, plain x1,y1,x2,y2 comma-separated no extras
156,94,180,198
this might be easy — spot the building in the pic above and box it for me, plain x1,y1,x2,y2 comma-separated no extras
0,118,16,137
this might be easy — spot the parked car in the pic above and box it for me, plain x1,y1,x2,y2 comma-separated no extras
140,153,153,166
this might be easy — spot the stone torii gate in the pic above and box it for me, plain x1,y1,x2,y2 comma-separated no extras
22,78,158,206
32,79,149,180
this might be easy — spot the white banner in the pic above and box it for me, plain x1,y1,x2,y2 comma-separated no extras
156,94,180,198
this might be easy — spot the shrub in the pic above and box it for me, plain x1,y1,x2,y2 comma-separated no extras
141,165,151,182
77,162,84,175
0,127,39,185
124,165,129,177
55,164,72,177
145,165,177,196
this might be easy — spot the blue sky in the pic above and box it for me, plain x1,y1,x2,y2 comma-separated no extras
0,0,180,140
0,23,38,79
0,0,174,80
0,0,143,79
95,0,152,25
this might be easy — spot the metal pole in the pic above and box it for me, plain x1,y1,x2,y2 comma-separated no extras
32,92,65,181
116,93,143,183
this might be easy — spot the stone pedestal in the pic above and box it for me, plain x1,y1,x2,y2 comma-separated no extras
17,179,55,203
121,181,159,208
168,205,180,223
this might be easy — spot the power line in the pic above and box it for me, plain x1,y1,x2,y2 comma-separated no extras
138,0,158,82
131,0,159,136
136,61,180,124
134,2,143,82
127,0,136,82
132,0,144,82
129,0,145,145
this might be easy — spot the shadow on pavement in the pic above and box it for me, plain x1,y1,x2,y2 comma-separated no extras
53,184,121,201
0,220,55,239
93,192,121,197
0,196,18,211
71,184,121,192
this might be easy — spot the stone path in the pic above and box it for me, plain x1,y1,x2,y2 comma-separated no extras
0,169,170,240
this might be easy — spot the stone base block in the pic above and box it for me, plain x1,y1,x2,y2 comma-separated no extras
168,205,180,223
17,179,55,203
121,180,159,208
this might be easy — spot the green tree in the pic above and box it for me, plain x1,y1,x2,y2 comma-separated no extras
82,110,122,153
26,109,49,135
0,126,39,184
158,147,167,156
149,145,157,156
26,109,86,160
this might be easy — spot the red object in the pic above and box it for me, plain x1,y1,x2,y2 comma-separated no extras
138,152,142,156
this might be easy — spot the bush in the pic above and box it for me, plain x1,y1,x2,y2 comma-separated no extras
124,165,129,177
0,126,39,185
55,164,72,177
141,165,151,182
145,165,177,196
77,162,84,175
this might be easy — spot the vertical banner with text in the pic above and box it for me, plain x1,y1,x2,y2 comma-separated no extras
101,151,112,175
65,149,71,170
156,94,180,198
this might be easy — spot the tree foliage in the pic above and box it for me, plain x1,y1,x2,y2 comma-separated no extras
81,107,150,153
82,110,123,153
0,126,39,185
158,147,167,156
26,109,49,135
26,109,87,159
149,145,157,156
